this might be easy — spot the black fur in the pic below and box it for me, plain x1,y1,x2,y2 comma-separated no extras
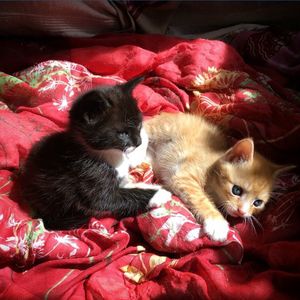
20,77,157,230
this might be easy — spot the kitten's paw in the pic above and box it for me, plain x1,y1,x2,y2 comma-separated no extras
148,189,172,208
203,218,229,242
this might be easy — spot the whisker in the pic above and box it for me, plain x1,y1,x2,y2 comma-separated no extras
251,215,264,231
246,216,257,235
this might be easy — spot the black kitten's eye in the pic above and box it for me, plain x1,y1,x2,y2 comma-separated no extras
232,185,243,196
253,199,263,207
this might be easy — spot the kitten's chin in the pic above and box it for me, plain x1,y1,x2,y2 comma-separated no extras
125,147,136,155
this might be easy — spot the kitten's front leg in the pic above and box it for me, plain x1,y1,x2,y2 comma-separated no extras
99,148,130,184
122,181,171,208
110,186,172,218
169,177,229,242
191,201,229,242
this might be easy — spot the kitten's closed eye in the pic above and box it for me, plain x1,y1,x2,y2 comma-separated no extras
118,131,129,139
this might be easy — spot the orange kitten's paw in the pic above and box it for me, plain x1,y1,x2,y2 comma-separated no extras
203,218,229,242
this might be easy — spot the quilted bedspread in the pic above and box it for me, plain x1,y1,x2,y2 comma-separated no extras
0,34,300,299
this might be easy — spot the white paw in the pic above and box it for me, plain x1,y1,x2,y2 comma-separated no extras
148,188,172,208
203,218,229,242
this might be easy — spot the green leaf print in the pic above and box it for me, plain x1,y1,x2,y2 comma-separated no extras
0,72,24,95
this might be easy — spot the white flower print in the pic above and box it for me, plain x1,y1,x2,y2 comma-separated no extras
160,214,196,246
39,80,60,92
53,95,70,111
7,214,20,228
54,235,79,249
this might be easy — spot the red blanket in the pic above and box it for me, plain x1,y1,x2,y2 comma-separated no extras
0,34,299,299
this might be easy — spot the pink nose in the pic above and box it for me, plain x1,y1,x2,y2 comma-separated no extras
237,208,247,217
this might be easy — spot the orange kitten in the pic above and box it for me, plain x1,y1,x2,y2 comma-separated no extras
144,112,291,242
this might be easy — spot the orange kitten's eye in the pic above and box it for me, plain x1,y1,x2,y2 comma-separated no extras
232,185,243,196
253,199,263,207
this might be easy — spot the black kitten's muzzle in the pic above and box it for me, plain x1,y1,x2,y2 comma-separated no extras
124,136,141,154
120,131,142,151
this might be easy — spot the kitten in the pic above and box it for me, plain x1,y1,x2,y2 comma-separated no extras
19,77,170,230
144,112,291,242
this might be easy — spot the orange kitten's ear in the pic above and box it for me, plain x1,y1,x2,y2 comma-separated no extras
223,138,254,164
272,164,296,176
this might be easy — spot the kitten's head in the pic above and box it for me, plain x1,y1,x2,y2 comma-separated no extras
69,77,144,152
207,138,293,218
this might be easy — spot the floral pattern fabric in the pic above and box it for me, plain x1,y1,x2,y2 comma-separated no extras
0,34,299,299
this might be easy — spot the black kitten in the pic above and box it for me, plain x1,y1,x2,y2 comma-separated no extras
20,77,169,230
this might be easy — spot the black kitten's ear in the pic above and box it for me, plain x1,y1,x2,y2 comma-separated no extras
121,76,144,94
70,89,111,125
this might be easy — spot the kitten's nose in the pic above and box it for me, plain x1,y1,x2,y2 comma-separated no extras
237,208,247,217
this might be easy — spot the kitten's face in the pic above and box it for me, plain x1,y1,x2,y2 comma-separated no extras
69,78,143,152
206,139,289,218
208,157,275,218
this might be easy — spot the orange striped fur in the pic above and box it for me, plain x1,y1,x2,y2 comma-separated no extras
145,112,291,241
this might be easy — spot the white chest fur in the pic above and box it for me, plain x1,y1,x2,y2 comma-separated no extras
98,148,129,180
125,127,149,168
98,127,149,185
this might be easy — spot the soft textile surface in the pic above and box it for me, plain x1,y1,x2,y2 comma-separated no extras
230,27,300,91
0,34,299,299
